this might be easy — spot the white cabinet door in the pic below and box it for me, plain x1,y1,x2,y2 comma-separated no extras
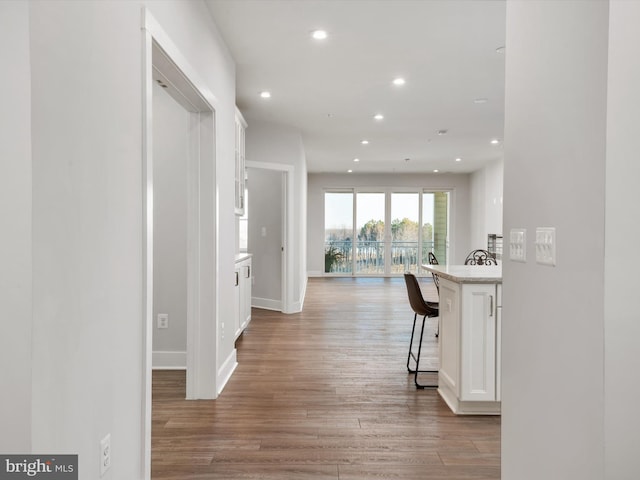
234,257,252,340
460,283,497,401
239,261,252,331
438,279,460,394
233,266,241,338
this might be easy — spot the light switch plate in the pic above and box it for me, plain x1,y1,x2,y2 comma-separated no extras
509,228,526,262
535,227,556,266
157,313,169,329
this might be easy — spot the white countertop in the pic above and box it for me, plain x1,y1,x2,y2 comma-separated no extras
422,264,502,284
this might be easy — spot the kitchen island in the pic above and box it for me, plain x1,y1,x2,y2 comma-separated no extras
423,264,502,415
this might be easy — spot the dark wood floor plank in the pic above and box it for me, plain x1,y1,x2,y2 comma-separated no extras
152,277,500,479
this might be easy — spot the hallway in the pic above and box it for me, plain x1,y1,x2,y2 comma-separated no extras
152,277,500,479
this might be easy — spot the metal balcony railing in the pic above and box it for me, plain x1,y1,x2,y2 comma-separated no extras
324,240,441,274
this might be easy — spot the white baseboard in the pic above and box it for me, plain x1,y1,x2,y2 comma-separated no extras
217,349,237,395
252,296,282,311
152,350,186,370
307,270,322,277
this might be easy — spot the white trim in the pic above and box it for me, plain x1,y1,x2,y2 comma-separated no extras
152,351,187,370
217,350,238,396
307,270,323,277
251,297,283,311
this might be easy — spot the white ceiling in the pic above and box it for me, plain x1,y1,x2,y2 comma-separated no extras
206,0,506,174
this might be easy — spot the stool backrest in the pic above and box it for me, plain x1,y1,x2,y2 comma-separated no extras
404,273,438,317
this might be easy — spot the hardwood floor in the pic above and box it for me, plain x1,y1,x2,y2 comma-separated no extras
152,277,500,479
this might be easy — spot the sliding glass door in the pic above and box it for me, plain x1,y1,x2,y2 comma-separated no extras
390,193,420,273
355,192,385,274
324,189,450,275
324,192,353,273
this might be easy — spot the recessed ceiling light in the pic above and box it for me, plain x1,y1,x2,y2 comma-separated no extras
353,158,360,162
361,140,369,145
433,169,439,173
392,77,406,86
490,138,500,145
373,114,384,120
347,169,353,173
474,98,488,104
496,46,506,54
311,29,328,40
259,91,271,99
437,129,448,136
455,157,462,162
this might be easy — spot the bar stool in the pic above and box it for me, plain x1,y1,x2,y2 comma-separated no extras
403,273,439,389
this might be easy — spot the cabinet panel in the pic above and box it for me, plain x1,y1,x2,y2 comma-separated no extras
438,279,460,393
234,108,247,216
460,283,496,401
234,257,252,340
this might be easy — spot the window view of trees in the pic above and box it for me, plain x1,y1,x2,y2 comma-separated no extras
324,190,448,274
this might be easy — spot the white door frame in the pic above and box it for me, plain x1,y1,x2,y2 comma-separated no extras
246,161,295,313
142,9,219,479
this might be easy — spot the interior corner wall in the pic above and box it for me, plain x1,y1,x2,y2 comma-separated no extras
306,172,472,274
502,2,608,479
0,0,32,453
152,82,189,367
604,2,640,477
470,159,503,249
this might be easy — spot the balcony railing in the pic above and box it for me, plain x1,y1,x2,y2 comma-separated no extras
324,240,441,274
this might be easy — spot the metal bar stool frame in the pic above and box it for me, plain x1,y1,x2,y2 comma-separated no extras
403,273,439,389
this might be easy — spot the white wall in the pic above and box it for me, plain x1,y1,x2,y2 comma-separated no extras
470,159,503,249
604,2,640,477
152,82,189,366
247,168,283,308
0,0,32,453
502,2,608,479
17,1,238,478
244,120,308,311
307,172,472,274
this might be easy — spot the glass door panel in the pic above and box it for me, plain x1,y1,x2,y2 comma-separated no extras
355,192,385,274
390,193,420,273
324,192,353,273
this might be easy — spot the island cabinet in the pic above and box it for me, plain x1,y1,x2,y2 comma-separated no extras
424,264,502,415
234,254,252,340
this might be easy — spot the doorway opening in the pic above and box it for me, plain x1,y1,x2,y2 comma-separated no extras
142,9,219,479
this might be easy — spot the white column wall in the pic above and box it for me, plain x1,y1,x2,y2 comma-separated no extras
470,159,503,249
0,0,32,453
502,2,608,479
604,2,640,478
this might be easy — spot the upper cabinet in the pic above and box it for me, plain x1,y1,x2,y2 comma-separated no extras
235,108,247,216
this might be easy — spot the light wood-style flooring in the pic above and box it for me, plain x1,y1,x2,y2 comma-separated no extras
152,277,500,479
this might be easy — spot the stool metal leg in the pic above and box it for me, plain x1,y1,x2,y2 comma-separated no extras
407,312,438,389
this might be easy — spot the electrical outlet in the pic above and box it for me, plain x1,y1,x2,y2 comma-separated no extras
100,433,111,476
157,314,169,329
509,228,526,262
